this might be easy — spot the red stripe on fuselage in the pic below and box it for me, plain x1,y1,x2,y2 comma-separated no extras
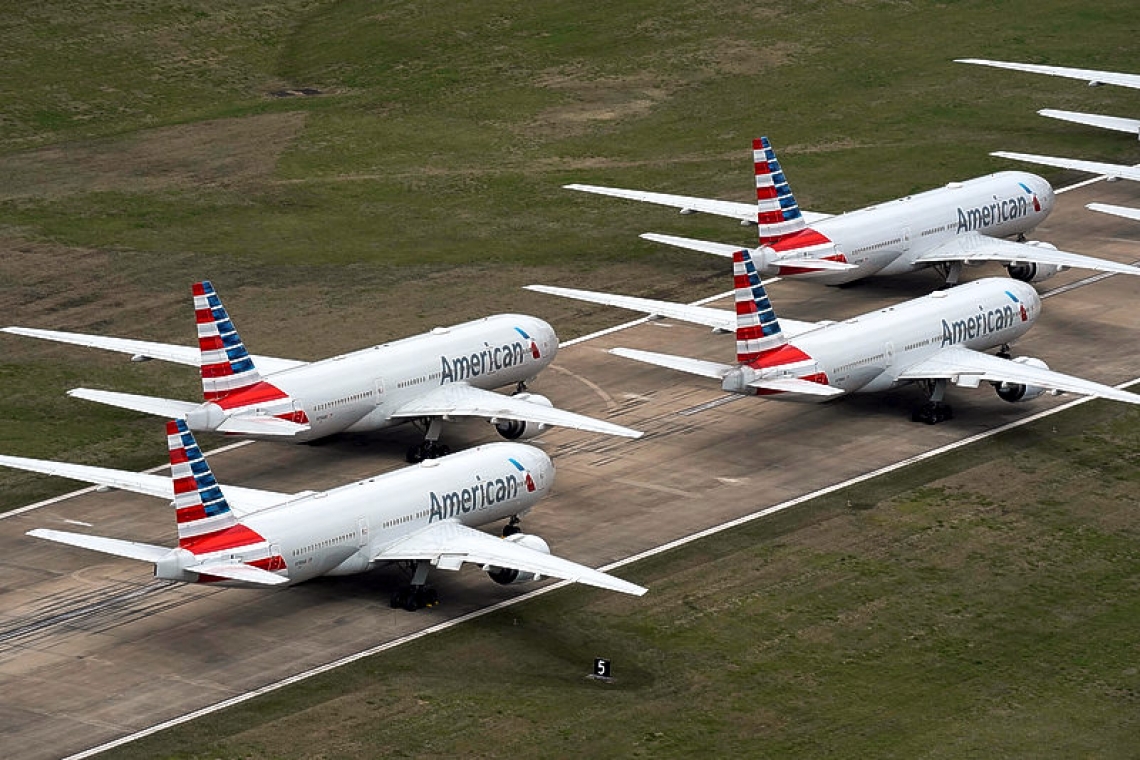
213,381,290,410
769,228,832,253
180,523,266,554
749,343,813,370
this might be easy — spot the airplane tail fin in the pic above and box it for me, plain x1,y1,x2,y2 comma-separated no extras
166,418,245,549
754,136,807,244
193,281,263,402
733,249,787,363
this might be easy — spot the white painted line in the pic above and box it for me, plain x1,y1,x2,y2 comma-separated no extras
1056,175,1107,194
0,440,254,521
67,373,1140,760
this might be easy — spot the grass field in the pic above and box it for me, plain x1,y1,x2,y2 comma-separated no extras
1,1,1139,756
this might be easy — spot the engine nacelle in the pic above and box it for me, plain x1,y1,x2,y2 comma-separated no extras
996,357,1050,402
494,393,552,440
1007,243,1064,283
486,533,551,585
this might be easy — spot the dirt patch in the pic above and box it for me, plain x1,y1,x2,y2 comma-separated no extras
0,111,308,201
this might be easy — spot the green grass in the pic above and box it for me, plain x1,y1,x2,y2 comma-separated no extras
103,400,1140,759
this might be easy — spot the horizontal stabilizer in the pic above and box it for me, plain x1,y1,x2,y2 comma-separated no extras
1038,109,1140,136
27,528,171,563
68,388,199,418
215,415,310,437
1,326,308,373
609,347,734,379
564,184,832,224
991,151,1140,183
185,562,289,585
640,232,744,258
1087,203,1140,223
526,284,734,331
748,377,845,396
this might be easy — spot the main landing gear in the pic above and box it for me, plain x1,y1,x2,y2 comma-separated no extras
406,418,452,463
391,560,439,612
502,516,521,537
911,378,954,425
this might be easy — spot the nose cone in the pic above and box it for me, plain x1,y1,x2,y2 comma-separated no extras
512,444,555,496
1010,280,1042,320
1027,173,1055,215
522,316,559,362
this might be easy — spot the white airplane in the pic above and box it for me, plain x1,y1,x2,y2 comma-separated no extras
2,281,640,463
6,419,645,610
955,59,1140,138
566,137,1140,286
527,248,1140,424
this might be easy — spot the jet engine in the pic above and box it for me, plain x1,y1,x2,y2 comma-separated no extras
1007,243,1064,283
996,357,1051,402
494,393,552,440
486,533,551,585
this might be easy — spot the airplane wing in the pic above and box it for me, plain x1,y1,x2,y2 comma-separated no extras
1038,109,1140,137
1087,203,1140,222
640,233,857,272
372,520,646,596
564,184,833,225
388,383,642,438
1,327,307,374
955,59,1140,90
525,284,823,339
912,231,1140,276
991,152,1140,182
0,454,293,516
896,345,1140,404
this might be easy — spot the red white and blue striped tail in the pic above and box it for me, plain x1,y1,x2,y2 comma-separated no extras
754,136,807,245
193,281,262,402
167,419,239,547
734,249,787,363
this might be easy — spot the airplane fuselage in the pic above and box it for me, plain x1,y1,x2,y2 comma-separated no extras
192,314,558,442
731,278,1041,399
764,171,1055,284
158,442,553,585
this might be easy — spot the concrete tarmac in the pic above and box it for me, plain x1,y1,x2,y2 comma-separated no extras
0,179,1137,759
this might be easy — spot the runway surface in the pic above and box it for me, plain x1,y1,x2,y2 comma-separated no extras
1,179,1138,759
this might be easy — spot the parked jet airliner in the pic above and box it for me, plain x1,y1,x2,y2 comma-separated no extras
4,420,645,611
528,249,1140,423
566,138,1140,286
955,58,1140,138
2,282,640,462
